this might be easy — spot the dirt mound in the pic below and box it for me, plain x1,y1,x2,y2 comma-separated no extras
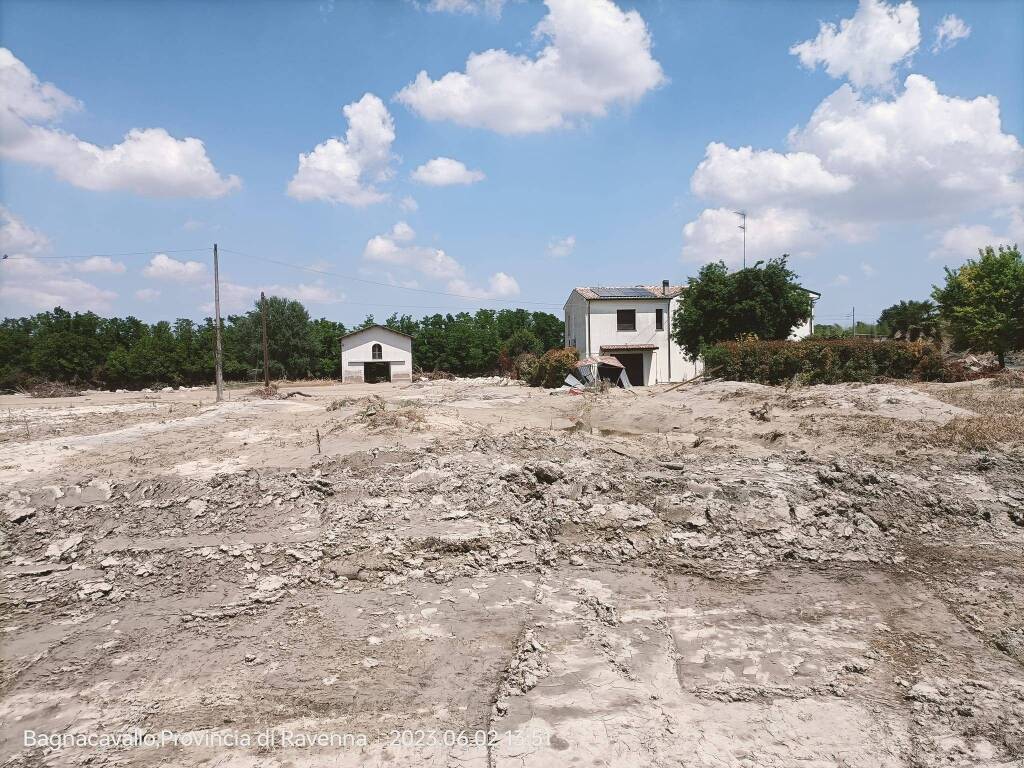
2,377,1022,767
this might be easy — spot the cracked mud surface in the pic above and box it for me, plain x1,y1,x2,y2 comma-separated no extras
2,378,1022,767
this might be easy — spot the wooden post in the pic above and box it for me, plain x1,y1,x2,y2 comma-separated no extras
260,291,271,388
213,244,224,402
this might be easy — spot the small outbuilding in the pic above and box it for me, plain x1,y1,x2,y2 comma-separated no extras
339,325,413,383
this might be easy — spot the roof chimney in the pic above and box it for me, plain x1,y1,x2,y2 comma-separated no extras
662,279,670,295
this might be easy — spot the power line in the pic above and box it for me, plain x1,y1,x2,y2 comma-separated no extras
217,247,563,308
2,247,211,261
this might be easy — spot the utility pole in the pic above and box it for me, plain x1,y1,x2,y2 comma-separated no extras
260,291,271,389
213,243,224,402
734,211,747,268
851,306,856,338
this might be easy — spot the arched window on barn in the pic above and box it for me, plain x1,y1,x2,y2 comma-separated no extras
371,343,382,360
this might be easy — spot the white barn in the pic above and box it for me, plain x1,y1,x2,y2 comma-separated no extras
340,325,413,383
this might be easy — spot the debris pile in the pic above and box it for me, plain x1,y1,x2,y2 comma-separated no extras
24,381,82,398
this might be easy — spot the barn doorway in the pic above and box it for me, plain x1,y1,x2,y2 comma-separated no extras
363,362,391,383
612,353,644,386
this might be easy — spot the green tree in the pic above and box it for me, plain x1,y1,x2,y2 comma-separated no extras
0,300,567,387
0,317,34,388
932,245,1024,367
529,311,564,350
309,318,347,379
812,323,845,339
501,328,543,358
876,300,939,341
672,257,813,360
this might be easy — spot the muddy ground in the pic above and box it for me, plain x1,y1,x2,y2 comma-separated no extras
1,376,1022,767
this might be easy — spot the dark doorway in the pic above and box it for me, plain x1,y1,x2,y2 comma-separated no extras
612,353,644,386
363,361,391,383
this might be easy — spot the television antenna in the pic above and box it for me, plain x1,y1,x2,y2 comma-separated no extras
734,211,747,268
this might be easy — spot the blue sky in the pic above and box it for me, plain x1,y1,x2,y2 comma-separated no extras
1,0,1022,328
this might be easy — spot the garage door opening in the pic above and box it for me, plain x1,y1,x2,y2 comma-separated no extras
363,361,391,383
612,353,644,386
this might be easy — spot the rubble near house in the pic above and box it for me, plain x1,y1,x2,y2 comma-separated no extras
566,355,632,390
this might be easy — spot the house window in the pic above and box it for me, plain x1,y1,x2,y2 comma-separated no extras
617,309,636,331
371,343,382,360
656,308,664,331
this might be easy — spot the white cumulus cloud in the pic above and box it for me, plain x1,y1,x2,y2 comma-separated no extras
395,0,666,134
411,157,486,186
790,0,920,90
681,74,1024,266
424,0,507,17
363,223,464,280
76,256,126,274
135,288,161,301
143,253,207,282
547,235,576,258
691,143,853,208
930,209,1024,262
932,14,970,53
447,272,520,299
0,48,240,198
681,207,831,266
1,204,50,255
287,93,396,206
201,280,344,314
390,221,416,242
0,208,118,312
362,222,520,299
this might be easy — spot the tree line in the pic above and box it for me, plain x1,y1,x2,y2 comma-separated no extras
674,246,1022,367
0,299,564,390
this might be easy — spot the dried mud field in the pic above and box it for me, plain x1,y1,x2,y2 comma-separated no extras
2,377,1023,767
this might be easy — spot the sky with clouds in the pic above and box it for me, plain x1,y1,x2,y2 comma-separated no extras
1,0,1022,327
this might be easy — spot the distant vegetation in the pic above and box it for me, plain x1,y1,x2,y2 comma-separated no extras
809,247,1024,371
0,299,564,390
682,245,1022,382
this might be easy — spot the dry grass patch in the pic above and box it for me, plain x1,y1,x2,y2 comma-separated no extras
799,383,1024,451
928,385,1024,450
799,413,934,448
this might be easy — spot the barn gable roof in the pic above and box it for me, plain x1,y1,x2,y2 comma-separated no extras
339,324,413,340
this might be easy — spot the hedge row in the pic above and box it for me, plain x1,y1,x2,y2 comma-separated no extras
702,338,950,385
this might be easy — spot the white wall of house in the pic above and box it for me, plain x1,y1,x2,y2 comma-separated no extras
340,327,413,383
564,291,589,354
790,318,814,340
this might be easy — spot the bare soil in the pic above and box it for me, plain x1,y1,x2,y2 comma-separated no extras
1,378,1022,767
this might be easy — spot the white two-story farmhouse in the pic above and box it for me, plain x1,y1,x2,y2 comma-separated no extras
563,281,698,386
564,281,818,386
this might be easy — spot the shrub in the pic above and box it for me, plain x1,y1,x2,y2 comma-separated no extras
531,347,579,388
704,338,956,385
513,352,540,383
